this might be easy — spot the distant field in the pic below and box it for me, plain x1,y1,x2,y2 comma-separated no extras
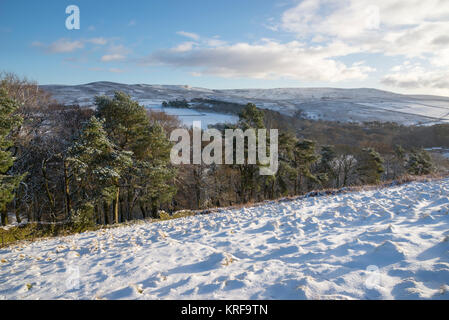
41,83,449,125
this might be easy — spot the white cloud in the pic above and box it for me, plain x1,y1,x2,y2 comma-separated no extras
48,39,84,53
101,54,126,62
32,38,84,53
205,38,227,47
278,0,449,93
172,42,197,52
172,34,227,51
382,63,449,95
279,0,449,59
86,37,108,45
281,0,449,43
176,31,200,41
32,38,107,53
100,44,131,62
139,40,374,82
138,2,447,93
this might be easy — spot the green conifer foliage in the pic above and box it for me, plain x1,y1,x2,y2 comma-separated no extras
67,116,132,224
95,92,177,219
357,148,385,184
293,139,319,193
406,149,433,175
0,88,24,226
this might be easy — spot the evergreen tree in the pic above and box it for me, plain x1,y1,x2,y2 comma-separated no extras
275,132,298,196
357,148,384,184
391,145,406,178
95,92,176,219
95,91,149,154
238,103,265,130
67,116,132,225
133,123,177,218
406,149,433,175
235,103,266,202
0,88,25,225
293,139,319,194
316,145,337,187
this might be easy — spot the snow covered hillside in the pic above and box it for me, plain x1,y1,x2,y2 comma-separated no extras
41,82,449,125
1,179,449,300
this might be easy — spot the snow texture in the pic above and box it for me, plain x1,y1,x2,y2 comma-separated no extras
1,179,448,299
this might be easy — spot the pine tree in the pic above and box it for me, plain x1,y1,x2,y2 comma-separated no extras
316,145,337,187
238,103,265,130
275,132,298,196
0,88,25,226
357,148,384,184
293,139,319,194
96,92,176,219
235,103,266,202
67,116,132,225
95,91,149,154
133,123,177,218
391,145,406,178
406,149,433,175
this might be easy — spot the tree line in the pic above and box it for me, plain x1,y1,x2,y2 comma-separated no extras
0,73,444,230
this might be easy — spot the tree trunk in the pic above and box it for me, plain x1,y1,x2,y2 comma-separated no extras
140,204,146,219
15,207,21,224
95,205,100,224
63,159,72,221
151,200,158,219
127,188,132,221
103,201,110,225
1,211,8,226
42,159,56,218
114,187,120,224
120,198,125,223
14,199,21,224
294,176,298,195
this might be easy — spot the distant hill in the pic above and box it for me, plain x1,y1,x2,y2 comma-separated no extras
41,82,449,125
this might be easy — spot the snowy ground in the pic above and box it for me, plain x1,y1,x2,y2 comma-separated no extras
1,179,449,300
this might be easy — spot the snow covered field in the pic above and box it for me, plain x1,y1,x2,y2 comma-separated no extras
145,104,238,127
1,179,448,300
41,82,449,125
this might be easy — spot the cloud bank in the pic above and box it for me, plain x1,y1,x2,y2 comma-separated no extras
140,39,373,82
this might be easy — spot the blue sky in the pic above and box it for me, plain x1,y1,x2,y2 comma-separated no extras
1,0,448,95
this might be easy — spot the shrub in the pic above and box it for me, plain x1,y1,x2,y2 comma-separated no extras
72,202,96,231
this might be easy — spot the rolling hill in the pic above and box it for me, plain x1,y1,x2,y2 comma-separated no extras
41,82,449,125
